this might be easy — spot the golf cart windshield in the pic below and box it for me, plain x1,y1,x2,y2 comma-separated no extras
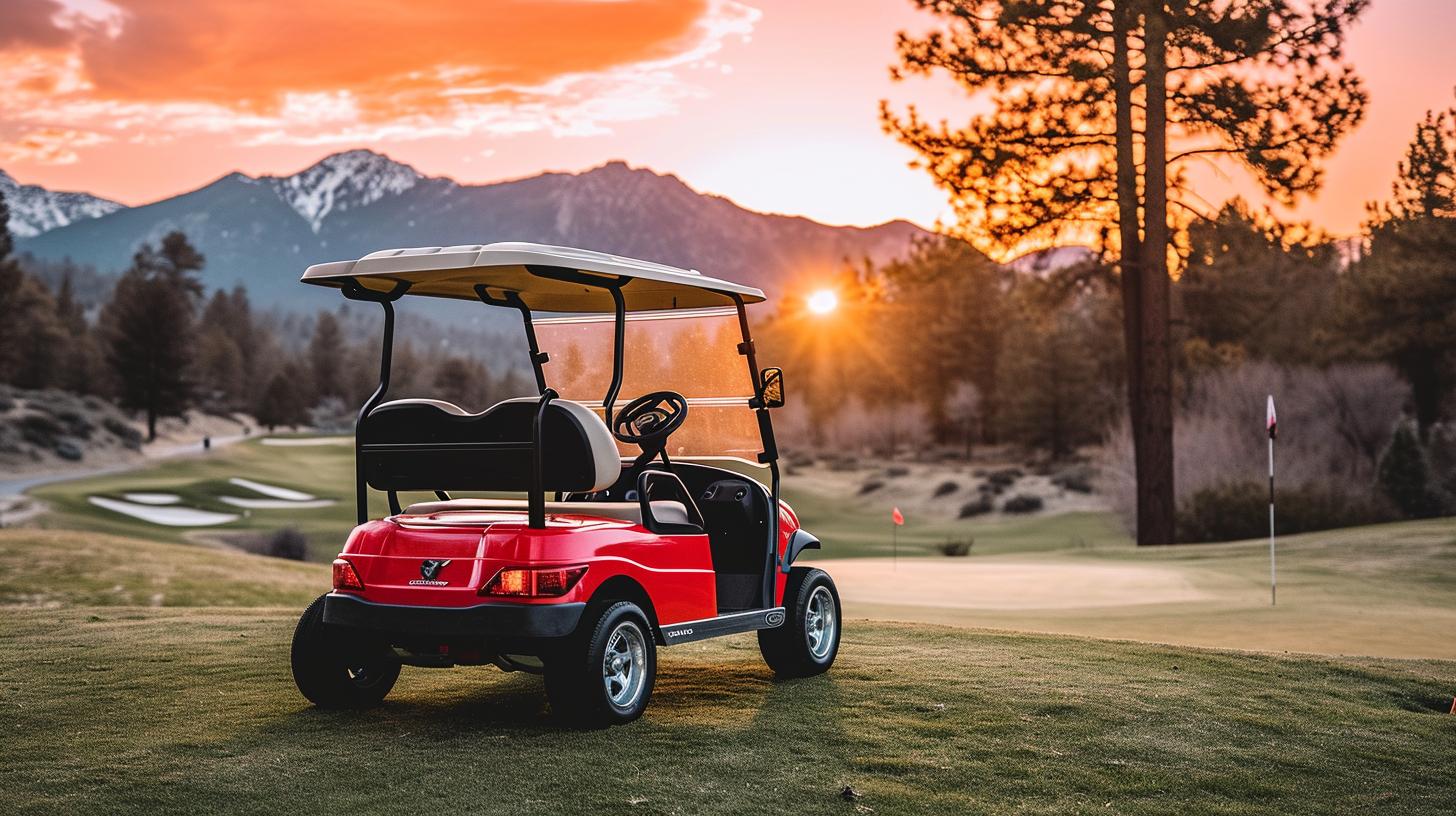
534,307,763,464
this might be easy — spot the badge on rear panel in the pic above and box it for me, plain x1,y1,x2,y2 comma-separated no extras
410,559,451,586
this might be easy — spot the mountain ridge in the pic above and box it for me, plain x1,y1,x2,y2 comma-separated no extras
13,151,931,312
1,169,123,238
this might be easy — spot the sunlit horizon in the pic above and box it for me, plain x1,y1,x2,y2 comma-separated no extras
3,0,1456,237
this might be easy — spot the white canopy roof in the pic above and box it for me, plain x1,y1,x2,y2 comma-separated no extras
300,242,766,312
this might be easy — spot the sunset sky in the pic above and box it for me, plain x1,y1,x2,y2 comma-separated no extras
3,0,1455,237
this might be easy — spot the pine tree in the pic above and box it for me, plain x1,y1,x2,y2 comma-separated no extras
1344,106,1456,431
1378,421,1438,518
883,0,1368,544
309,311,344,399
0,188,24,383
101,232,206,441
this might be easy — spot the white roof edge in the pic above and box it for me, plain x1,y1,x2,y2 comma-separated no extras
301,241,764,301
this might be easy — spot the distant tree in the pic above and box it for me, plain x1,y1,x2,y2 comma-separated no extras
7,276,66,390
195,326,246,409
309,311,344,399
878,237,1009,442
1378,421,1440,518
997,291,1111,459
883,0,1369,544
101,232,206,440
0,188,25,383
432,356,491,409
1179,202,1339,365
255,364,311,431
1344,106,1456,432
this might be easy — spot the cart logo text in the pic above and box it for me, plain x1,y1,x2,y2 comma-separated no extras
410,559,451,586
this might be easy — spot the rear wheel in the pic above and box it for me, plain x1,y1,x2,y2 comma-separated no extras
545,601,656,727
758,567,840,678
291,594,400,709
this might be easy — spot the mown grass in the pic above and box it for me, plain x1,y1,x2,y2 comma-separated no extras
1,530,1453,814
27,438,1119,561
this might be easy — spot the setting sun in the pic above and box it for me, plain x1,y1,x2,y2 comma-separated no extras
806,288,839,315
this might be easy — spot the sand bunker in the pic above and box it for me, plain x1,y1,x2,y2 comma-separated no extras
227,478,315,501
218,497,335,510
121,492,181,505
816,557,1206,610
260,436,350,447
87,497,239,527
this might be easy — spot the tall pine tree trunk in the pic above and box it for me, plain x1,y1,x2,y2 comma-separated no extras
1135,5,1176,546
1113,2,1148,535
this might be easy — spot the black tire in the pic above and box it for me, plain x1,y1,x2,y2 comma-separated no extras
291,594,400,709
544,601,656,727
758,567,841,678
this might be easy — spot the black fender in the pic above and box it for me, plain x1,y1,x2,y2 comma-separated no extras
782,529,820,570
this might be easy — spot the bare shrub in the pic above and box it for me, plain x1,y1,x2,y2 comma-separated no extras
933,481,959,497
936,539,973,556
1101,361,1407,539
959,496,994,517
858,479,885,495
1002,494,1044,514
240,527,310,561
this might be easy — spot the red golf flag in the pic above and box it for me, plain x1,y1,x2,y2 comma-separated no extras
1267,395,1277,440
892,507,905,526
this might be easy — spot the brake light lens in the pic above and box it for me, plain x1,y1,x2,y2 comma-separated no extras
332,558,365,591
483,566,587,597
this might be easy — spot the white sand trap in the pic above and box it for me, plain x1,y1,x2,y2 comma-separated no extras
121,492,181,505
227,478,315,501
218,496,336,509
88,496,239,527
816,557,1206,610
260,436,351,447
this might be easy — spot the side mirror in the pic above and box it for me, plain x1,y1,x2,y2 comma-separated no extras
760,367,785,409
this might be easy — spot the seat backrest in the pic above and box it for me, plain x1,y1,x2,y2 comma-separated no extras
359,397,619,493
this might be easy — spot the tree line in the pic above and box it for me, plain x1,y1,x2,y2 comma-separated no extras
0,207,531,441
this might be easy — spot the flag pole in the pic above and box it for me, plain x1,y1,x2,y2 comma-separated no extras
1267,395,1277,607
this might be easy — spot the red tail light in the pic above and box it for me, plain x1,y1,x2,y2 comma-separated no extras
482,566,587,598
332,558,365,591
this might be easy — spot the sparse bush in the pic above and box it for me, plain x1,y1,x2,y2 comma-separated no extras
262,527,309,561
933,481,959,498
1002,494,1044,514
1050,464,1095,494
102,416,144,449
858,479,885,495
936,539,973,556
1176,481,1394,543
0,395,15,412
54,440,83,461
1102,362,1408,540
959,496,993,518
986,468,1022,488
884,466,910,478
17,413,62,446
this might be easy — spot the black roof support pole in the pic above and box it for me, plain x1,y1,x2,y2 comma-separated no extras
475,285,548,394
529,388,560,529
731,295,784,606
343,278,410,525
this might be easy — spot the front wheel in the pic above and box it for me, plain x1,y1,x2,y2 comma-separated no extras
545,601,656,727
291,594,400,709
758,567,841,678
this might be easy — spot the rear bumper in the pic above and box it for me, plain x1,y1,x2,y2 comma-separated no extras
323,593,586,639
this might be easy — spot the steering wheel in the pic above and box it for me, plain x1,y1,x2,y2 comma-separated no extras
613,391,689,448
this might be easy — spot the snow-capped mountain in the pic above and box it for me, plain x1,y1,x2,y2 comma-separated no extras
16,151,930,313
1,169,123,238
265,149,422,233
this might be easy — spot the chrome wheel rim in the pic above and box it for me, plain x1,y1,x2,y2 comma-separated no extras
805,585,836,660
603,620,647,709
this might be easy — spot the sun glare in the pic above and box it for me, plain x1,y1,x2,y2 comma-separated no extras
807,288,839,315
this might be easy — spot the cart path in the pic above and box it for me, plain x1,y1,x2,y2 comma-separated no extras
0,434,251,497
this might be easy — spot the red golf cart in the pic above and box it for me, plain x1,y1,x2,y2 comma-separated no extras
290,243,839,725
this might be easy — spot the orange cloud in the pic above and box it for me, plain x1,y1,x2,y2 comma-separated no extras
0,0,759,160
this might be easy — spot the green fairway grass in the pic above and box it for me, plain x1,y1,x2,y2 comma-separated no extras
2,530,1454,815
25,438,1123,561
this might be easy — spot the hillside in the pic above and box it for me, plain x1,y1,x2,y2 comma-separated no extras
1,169,121,238
14,151,929,312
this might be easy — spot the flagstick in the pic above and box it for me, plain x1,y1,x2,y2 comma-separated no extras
892,523,898,571
1268,424,1277,607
